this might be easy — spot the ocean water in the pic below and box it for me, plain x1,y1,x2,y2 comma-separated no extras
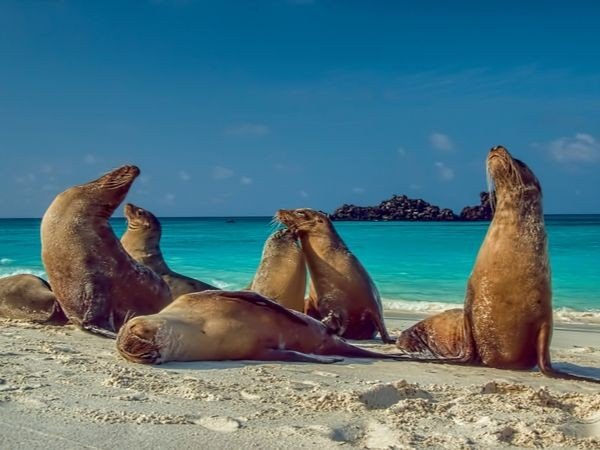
1,216,599,320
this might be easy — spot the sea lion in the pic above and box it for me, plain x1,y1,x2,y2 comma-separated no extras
276,208,393,343
120,203,217,299
248,229,306,312
116,290,403,364
0,274,67,324
41,166,172,336
396,146,600,382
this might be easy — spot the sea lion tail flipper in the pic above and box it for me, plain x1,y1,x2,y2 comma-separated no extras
537,323,600,384
257,349,342,364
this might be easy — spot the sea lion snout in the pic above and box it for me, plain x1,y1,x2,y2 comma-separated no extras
116,318,162,364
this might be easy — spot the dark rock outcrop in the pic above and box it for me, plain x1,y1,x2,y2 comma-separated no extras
459,192,495,221
330,192,495,222
330,195,458,221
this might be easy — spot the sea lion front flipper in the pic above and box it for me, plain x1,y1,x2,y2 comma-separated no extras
217,290,310,327
368,310,395,344
536,322,600,384
257,349,342,364
81,325,118,339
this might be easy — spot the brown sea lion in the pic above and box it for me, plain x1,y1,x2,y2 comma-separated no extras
276,208,393,343
41,166,172,337
397,146,599,383
120,203,217,299
248,229,306,312
116,290,403,364
0,274,67,324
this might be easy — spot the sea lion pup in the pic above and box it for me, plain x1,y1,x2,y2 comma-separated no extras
276,208,394,343
397,146,600,383
41,166,172,337
248,229,306,312
120,203,217,299
0,274,67,324
117,290,404,364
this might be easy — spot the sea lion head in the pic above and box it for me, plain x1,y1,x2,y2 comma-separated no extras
55,165,140,218
486,146,541,200
116,316,165,364
263,228,300,254
124,203,162,242
275,208,332,236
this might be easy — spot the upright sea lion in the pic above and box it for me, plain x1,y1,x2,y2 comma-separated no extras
397,146,599,382
41,166,172,336
0,274,67,324
249,229,306,312
117,290,403,364
120,203,217,299
276,209,393,343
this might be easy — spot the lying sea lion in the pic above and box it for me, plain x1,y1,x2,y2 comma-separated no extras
117,290,403,364
121,203,217,299
276,208,393,343
248,229,306,312
41,166,172,336
0,274,67,324
397,146,600,383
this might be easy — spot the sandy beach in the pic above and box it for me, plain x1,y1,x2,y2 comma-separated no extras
1,312,599,449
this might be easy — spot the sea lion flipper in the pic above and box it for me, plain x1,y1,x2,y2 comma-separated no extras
257,349,342,364
368,310,395,344
81,325,118,339
217,290,310,327
536,322,600,384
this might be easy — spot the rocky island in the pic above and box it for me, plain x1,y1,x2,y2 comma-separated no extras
330,192,494,221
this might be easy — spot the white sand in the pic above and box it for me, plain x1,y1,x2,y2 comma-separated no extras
1,313,599,449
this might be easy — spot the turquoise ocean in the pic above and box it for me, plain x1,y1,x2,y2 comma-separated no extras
1,216,599,321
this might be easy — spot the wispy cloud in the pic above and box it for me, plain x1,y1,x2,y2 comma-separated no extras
225,123,270,136
430,132,454,151
212,166,234,180
435,162,455,181
15,173,37,184
240,176,253,185
546,133,600,164
352,187,365,194
409,183,422,191
164,193,175,205
397,146,408,157
84,154,98,165
300,190,309,198
179,170,191,182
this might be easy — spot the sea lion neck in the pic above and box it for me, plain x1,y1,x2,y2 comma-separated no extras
298,227,349,260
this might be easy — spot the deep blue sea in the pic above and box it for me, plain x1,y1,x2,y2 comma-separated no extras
1,216,599,319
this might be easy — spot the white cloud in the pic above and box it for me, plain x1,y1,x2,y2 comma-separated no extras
435,162,455,181
139,175,150,185
179,170,191,182
15,173,36,184
240,176,253,185
352,187,365,194
300,190,309,198
84,154,98,164
40,164,54,174
397,146,407,157
409,183,421,191
225,123,270,136
430,132,454,151
547,133,600,163
164,193,175,204
212,166,234,180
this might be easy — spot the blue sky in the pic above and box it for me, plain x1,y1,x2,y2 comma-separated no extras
1,0,599,217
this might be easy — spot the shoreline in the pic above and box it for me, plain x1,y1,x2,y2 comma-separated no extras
1,312,599,449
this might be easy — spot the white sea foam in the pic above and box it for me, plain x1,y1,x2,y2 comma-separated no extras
383,299,600,324
0,269,47,279
382,298,463,313
211,279,233,290
0,258,14,265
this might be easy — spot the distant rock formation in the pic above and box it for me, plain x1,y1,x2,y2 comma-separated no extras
459,192,495,221
330,192,494,222
330,194,457,221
